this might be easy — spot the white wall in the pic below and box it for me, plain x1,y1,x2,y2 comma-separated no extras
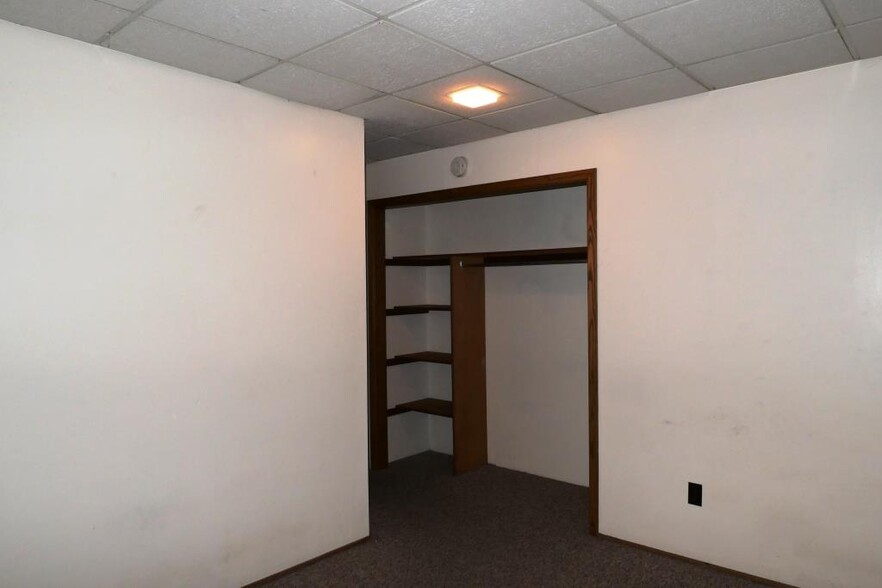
0,21,367,588
367,58,882,588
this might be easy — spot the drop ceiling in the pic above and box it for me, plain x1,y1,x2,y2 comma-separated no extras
2,0,879,162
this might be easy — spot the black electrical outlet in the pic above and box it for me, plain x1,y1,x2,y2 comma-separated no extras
688,482,702,506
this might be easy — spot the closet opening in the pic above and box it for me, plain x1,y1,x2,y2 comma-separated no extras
367,169,598,534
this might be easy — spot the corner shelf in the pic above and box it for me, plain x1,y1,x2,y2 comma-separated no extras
385,246,587,267
386,351,452,366
386,304,451,316
387,398,452,418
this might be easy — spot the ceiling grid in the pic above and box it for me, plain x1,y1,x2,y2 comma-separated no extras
1,0,877,161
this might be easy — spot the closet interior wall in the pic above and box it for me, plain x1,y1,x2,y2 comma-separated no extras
385,187,589,486
385,206,432,461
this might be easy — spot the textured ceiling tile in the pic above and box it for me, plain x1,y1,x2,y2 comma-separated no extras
494,26,669,94
627,0,834,64
102,0,149,9
345,0,419,16
108,18,278,82
242,63,380,110
365,127,388,142
391,0,609,61
342,96,458,135
365,137,433,161
848,17,882,58
566,68,705,112
295,22,478,93
688,31,852,88
145,0,375,59
830,0,882,25
0,0,129,43
401,120,507,148
395,66,552,116
473,98,593,132
590,0,692,20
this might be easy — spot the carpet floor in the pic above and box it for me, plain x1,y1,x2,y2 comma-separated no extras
265,451,767,587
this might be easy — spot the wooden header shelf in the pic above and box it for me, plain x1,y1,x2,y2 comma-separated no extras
386,351,452,366
387,398,452,418
386,304,451,316
386,247,587,267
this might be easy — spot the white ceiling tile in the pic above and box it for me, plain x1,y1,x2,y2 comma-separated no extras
494,26,670,94
590,0,692,20
395,66,552,116
401,120,507,148
688,31,852,88
102,0,148,9
365,137,433,161
848,17,882,58
365,127,388,142
830,0,882,25
242,63,381,110
108,18,278,82
145,0,375,59
345,0,419,16
342,96,458,135
295,22,478,93
473,98,593,132
566,68,704,112
391,0,610,61
0,0,129,43
627,0,834,64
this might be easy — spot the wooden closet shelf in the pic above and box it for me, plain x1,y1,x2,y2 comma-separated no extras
386,247,587,267
386,351,452,366
388,398,452,418
386,304,451,316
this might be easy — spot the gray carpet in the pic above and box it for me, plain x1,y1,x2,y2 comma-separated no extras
265,451,767,587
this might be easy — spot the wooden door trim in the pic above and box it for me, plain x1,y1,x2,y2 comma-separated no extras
366,169,598,534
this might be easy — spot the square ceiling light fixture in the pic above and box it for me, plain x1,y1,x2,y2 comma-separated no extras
449,85,503,108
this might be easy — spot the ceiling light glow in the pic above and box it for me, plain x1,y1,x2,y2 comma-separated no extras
449,85,502,108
